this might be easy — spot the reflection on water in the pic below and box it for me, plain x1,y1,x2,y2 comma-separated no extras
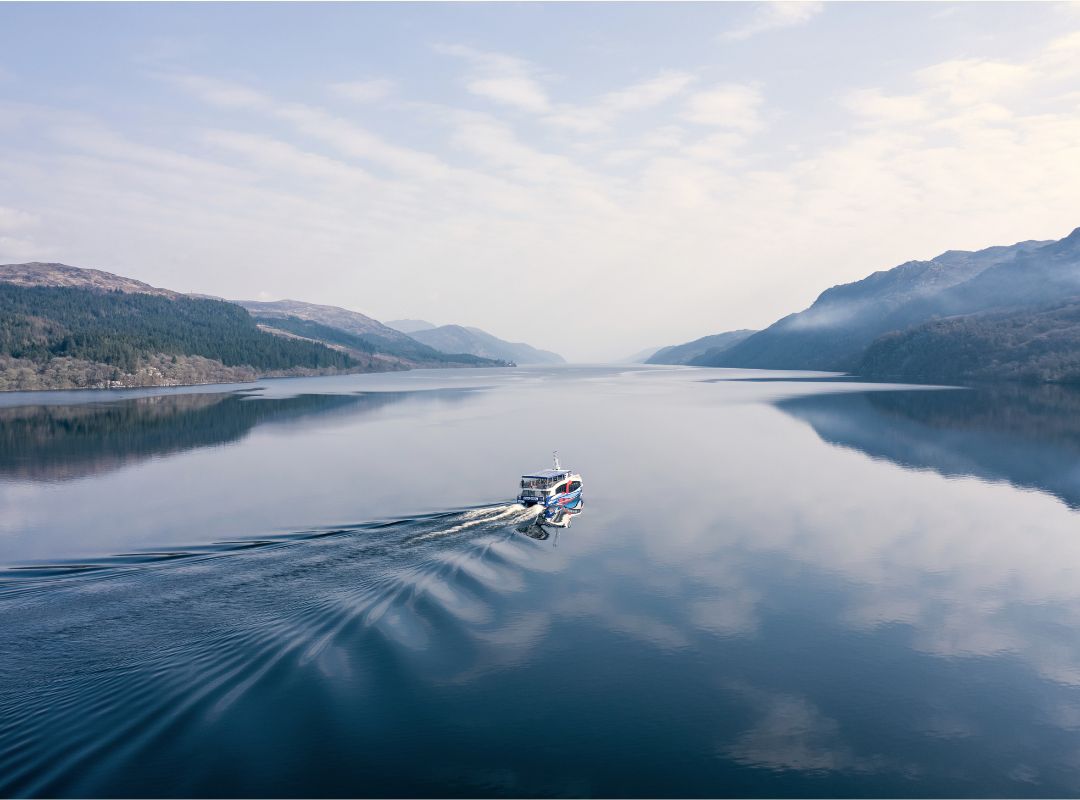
4,368,1080,797
0,389,471,483
776,383,1080,509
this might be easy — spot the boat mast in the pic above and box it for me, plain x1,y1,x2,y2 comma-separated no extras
553,450,561,471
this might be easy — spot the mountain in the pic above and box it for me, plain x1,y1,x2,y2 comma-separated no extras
385,319,436,333
0,262,180,298
236,300,509,368
0,265,360,391
704,237,1053,371
858,299,1080,384
647,329,757,365
623,346,662,364
408,324,565,365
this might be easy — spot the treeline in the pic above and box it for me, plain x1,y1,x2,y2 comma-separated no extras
0,284,357,374
858,300,1080,384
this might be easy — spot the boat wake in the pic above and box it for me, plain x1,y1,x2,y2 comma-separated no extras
0,503,563,797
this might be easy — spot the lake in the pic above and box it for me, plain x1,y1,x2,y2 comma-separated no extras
3,365,1080,797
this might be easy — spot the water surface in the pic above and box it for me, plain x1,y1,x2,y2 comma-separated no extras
3,366,1080,797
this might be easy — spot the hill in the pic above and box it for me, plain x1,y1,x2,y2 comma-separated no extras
236,300,509,368
252,314,504,369
0,277,358,391
0,262,180,298
704,237,1052,371
647,329,756,365
385,319,436,333
622,346,662,364
408,324,565,365
858,299,1080,384
0,263,511,392
236,300,505,369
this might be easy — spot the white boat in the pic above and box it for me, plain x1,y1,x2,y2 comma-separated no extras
517,452,583,527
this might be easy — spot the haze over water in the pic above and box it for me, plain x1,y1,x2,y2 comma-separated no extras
3,366,1080,797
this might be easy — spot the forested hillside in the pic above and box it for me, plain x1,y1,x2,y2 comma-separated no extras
858,300,1080,384
0,284,357,391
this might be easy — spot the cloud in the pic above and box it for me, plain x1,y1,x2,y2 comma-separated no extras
436,44,551,112
0,206,38,233
846,88,930,125
545,70,696,134
682,84,763,131
600,70,697,115
467,75,551,113
916,58,1033,105
163,73,267,110
720,1,824,41
0,205,43,262
328,78,394,103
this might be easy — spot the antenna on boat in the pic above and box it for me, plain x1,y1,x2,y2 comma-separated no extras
553,450,561,470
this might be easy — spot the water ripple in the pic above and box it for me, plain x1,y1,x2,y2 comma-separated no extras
0,503,553,797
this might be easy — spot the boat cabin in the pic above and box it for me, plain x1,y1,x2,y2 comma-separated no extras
518,468,583,505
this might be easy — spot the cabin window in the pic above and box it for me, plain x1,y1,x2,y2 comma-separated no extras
554,483,568,494
568,481,581,492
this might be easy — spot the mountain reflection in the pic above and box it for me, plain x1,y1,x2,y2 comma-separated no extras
776,383,1080,509
0,389,472,483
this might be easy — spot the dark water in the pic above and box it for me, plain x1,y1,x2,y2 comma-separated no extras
3,367,1080,797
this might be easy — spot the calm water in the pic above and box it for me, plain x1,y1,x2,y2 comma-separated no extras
3,366,1080,797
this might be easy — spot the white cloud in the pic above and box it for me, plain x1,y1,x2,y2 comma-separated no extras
916,58,1033,105
846,88,930,125
467,75,551,113
328,78,394,104
0,205,43,263
720,1,824,41
163,73,267,110
0,206,37,233
601,70,697,115
436,44,552,112
545,70,696,134
682,84,763,131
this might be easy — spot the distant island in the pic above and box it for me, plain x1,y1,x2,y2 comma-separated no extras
649,225,1080,384
0,263,520,392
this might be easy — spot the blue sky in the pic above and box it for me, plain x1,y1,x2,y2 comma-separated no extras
2,2,1080,359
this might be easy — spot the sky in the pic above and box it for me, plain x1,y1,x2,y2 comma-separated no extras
2,2,1080,361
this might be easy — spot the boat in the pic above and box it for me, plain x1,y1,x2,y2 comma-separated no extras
517,452,583,527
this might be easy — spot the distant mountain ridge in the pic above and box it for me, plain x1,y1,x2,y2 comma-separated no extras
0,262,510,392
407,324,565,365
679,226,1080,384
705,237,1054,372
647,329,756,365
235,300,509,368
385,319,436,334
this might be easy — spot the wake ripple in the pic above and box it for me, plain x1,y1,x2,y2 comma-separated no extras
0,503,554,798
